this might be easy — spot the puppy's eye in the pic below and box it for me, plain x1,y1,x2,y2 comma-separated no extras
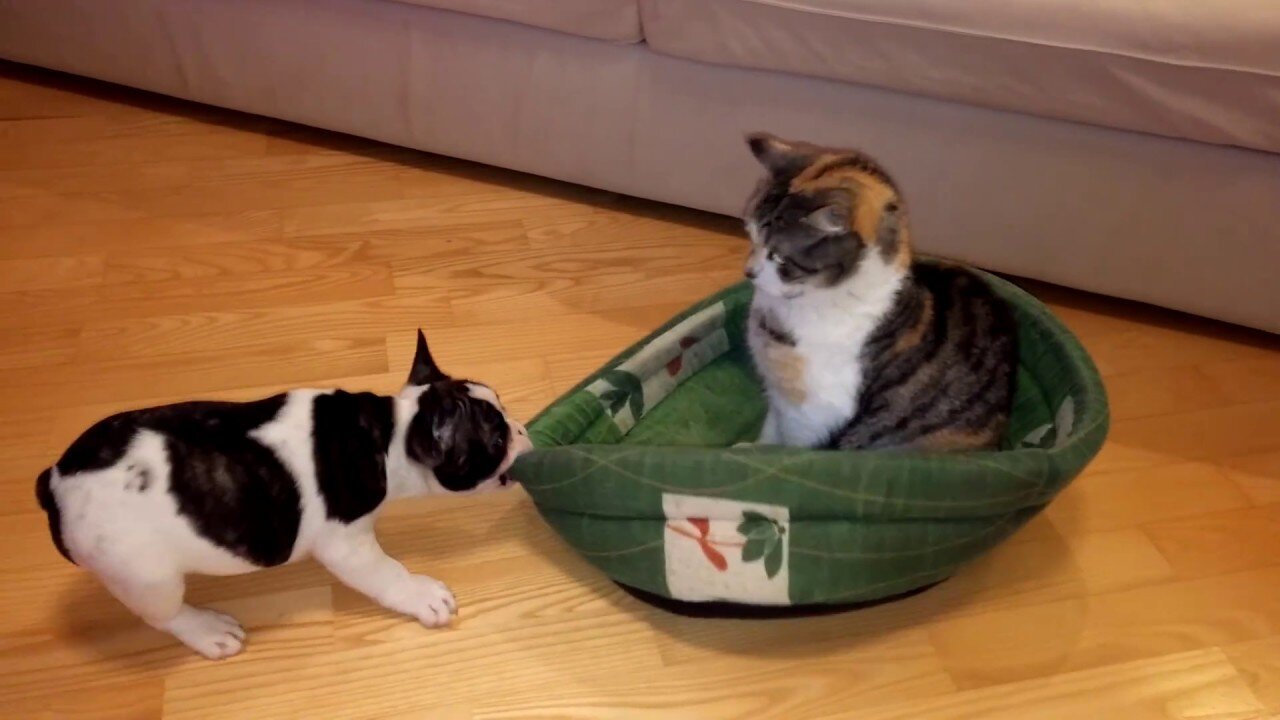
490,432,508,453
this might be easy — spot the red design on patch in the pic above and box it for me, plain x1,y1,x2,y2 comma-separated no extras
666,336,701,376
667,516,741,572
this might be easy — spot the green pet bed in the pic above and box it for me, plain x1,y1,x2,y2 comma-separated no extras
511,268,1108,610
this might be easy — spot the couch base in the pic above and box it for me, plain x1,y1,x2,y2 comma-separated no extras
1,0,1275,331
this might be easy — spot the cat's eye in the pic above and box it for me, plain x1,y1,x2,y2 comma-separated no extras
766,250,786,266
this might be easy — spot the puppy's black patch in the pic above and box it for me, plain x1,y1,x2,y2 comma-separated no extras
55,415,134,476
36,468,74,564
312,391,394,523
406,383,508,492
56,397,303,567
159,396,302,567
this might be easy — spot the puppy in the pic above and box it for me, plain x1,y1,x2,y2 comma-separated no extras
36,329,532,659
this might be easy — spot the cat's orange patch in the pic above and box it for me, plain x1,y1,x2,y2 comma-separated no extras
915,427,999,451
762,343,807,405
788,161,913,266
850,180,893,248
788,154,846,189
894,292,933,352
889,210,914,269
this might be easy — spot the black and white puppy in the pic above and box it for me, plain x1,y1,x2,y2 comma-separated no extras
36,330,531,659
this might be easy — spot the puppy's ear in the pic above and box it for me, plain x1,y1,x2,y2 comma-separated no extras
407,328,447,386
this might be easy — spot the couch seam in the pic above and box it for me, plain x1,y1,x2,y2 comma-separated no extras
731,0,1280,80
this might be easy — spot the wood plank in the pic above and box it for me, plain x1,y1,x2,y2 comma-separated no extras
0,678,165,720
1143,505,1280,580
927,566,1280,689
282,192,588,238
1047,462,1251,536
0,325,80,371
1108,402,1280,466
1224,635,1280,715
0,211,281,261
1105,365,1232,421
77,294,451,362
1064,528,1176,594
846,648,1265,720
0,338,389,415
0,265,395,336
1224,451,1280,506
101,236,369,284
0,587,334,703
0,125,270,172
0,254,103,292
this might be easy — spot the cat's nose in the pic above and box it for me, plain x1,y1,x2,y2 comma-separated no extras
744,266,759,280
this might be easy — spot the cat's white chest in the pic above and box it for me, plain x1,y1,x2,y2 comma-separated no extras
749,275,902,447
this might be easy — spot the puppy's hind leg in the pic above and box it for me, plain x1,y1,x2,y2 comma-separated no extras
98,569,246,660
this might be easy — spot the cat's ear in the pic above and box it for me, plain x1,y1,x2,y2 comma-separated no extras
875,199,909,260
802,203,849,235
746,132,806,175
407,328,447,386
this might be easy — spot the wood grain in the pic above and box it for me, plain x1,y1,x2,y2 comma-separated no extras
2,63,1278,719
845,648,1266,720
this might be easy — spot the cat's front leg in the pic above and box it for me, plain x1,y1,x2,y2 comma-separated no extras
314,520,456,628
756,408,783,445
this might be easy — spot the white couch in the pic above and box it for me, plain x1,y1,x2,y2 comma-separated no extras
2,0,1276,331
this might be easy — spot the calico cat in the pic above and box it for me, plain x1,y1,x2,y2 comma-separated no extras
742,133,1017,451
36,329,532,659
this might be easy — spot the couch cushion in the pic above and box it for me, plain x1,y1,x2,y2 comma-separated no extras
640,0,1280,153
394,0,641,43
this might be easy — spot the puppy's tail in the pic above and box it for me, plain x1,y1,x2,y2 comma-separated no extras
36,467,75,565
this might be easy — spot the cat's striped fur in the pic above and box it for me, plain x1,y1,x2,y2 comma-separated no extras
742,133,1017,451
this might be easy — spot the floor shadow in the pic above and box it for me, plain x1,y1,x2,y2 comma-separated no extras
52,573,188,674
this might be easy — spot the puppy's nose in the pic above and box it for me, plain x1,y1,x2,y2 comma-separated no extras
510,422,534,455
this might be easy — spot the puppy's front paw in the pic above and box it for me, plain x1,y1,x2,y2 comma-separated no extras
404,575,456,628
168,606,246,660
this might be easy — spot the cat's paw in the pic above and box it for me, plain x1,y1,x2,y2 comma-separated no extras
168,606,246,660
403,575,457,628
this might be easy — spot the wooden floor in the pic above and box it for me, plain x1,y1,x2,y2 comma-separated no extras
1,63,1278,720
